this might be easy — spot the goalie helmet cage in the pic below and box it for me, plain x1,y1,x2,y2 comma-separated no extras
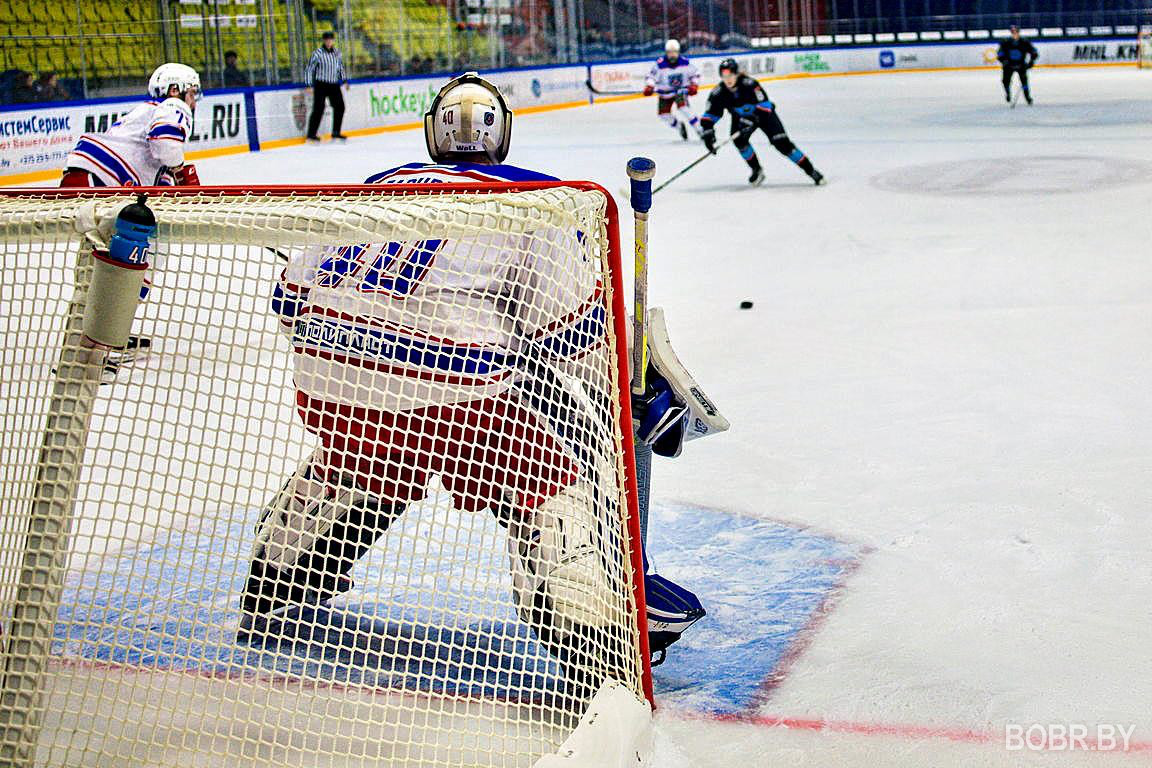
0,184,653,768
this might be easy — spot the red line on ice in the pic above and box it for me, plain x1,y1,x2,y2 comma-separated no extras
671,708,1152,754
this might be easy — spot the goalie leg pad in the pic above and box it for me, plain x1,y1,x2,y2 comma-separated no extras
240,452,401,635
506,481,615,632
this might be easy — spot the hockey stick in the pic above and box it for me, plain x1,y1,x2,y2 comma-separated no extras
654,133,737,194
626,158,656,551
627,158,655,396
585,78,644,97
619,133,737,201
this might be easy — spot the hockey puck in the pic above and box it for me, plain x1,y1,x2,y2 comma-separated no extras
739,301,754,309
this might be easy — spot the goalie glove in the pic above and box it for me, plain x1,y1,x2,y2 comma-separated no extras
631,307,730,457
632,372,689,458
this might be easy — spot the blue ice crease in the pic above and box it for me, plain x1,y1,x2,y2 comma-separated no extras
52,500,863,714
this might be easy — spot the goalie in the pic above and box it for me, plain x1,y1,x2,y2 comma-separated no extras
238,73,718,684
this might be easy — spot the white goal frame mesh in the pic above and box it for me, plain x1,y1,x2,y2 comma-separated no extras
0,184,652,768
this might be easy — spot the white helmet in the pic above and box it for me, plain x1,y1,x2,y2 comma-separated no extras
148,63,201,101
424,72,512,164
665,39,681,54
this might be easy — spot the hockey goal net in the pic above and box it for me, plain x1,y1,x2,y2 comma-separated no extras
0,184,651,768
1140,27,1152,69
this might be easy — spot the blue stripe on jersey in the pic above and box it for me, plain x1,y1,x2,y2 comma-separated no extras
271,283,305,322
534,305,606,360
733,104,755,117
755,99,774,110
73,138,136,185
147,124,186,140
701,112,721,123
293,315,509,376
364,162,558,185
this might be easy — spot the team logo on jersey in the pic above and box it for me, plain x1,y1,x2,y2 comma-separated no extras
483,111,494,126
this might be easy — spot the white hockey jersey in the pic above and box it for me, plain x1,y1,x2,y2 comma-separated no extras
274,163,606,413
65,97,193,186
645,56,700,97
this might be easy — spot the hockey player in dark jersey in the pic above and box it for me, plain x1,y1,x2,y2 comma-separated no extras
700,58,823,186
997,26,1039,105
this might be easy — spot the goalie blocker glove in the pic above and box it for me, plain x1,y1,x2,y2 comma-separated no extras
631,307,730,457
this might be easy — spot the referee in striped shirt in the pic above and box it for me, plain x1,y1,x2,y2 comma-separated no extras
305,31,346,141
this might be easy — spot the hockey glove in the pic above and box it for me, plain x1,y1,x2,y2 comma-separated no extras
631,370,689,458
687,83,698,96
173,164,201,186
643,85,655,96
701,127,717,154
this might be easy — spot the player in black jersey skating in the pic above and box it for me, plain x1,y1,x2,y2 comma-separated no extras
700,58,823,186
997,26,1039,105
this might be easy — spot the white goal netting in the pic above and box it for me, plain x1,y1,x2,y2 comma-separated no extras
1140,28,1152,68
0,186,649,768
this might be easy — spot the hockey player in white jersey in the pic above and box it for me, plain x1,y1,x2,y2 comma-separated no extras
61,63,201,188
61,63,203,378
60,62,202,377
240,73,712,685
643,39,702,141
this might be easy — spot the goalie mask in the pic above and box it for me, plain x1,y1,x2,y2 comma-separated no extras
424,73,512,164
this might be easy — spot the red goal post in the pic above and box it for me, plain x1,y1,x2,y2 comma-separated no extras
0,182,653,768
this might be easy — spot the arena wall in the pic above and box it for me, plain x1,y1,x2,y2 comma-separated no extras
0,38,1139,185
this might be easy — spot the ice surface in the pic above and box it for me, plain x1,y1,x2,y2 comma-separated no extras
36,66,1152,765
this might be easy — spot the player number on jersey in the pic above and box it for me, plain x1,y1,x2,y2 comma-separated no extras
316,240,443,297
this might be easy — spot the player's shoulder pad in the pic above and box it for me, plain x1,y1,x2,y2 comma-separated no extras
365,162,557,185
156,97,193,125
656,56,672,69
473,164,558,182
